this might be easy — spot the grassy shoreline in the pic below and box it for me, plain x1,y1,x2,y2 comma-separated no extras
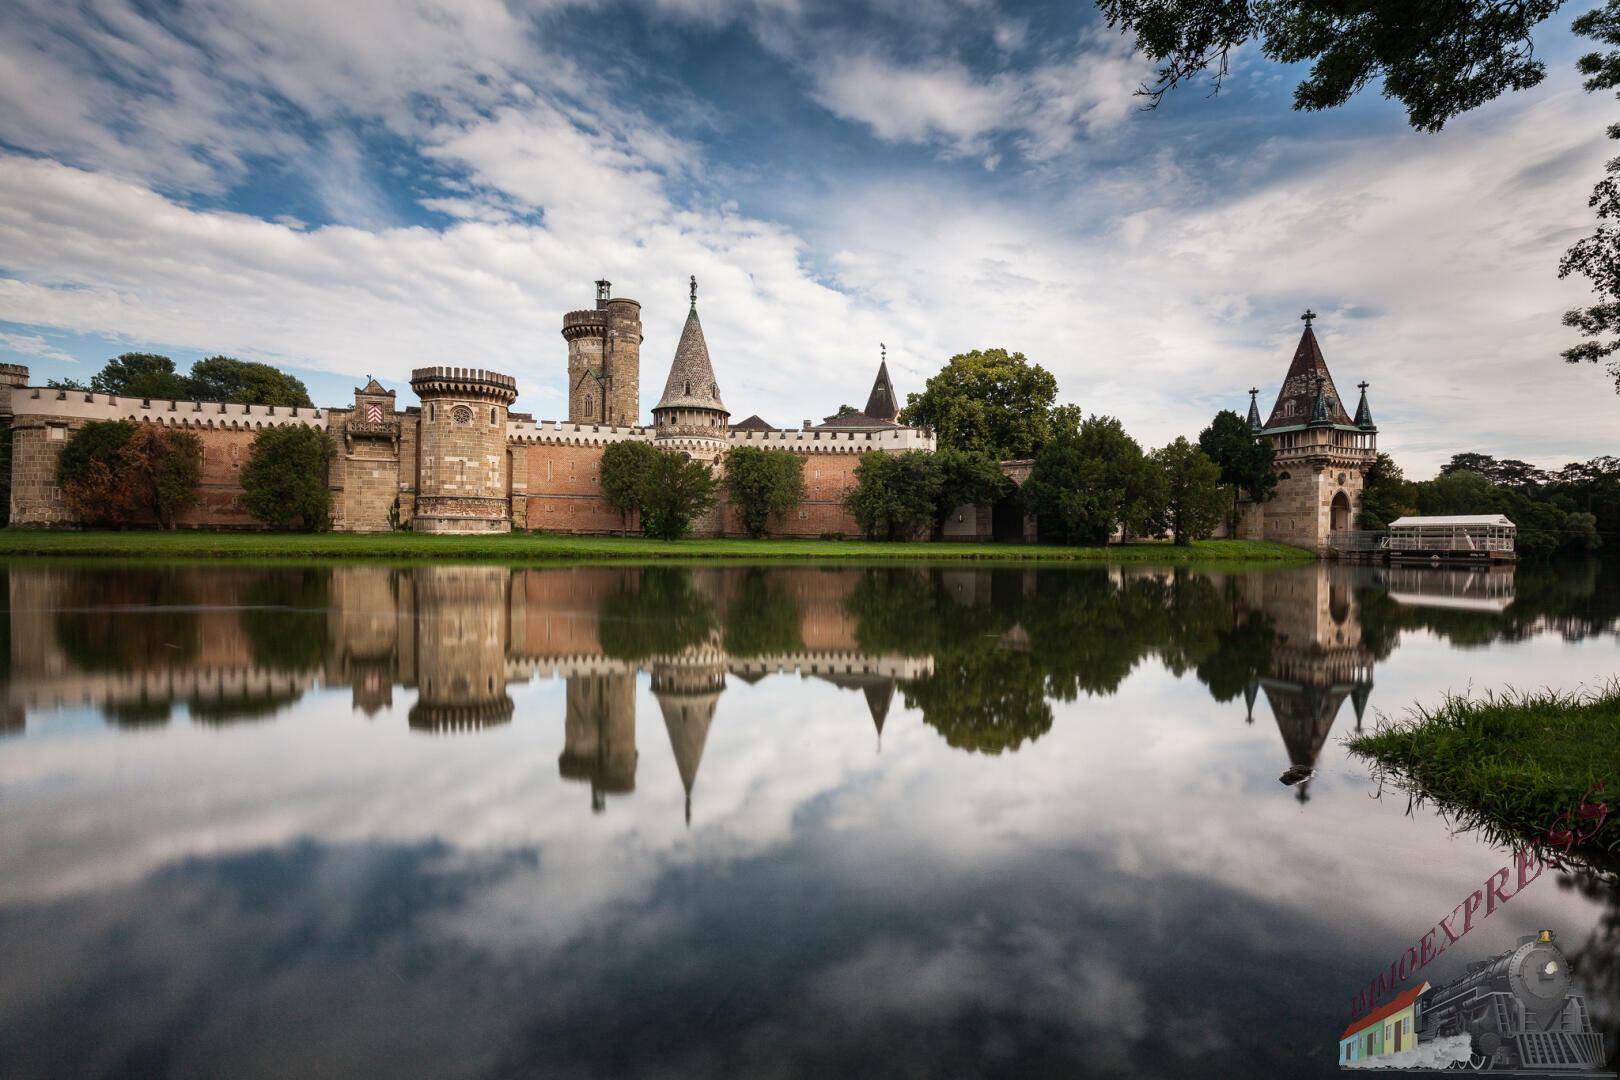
0,529,1317,565
1348,685,1620,860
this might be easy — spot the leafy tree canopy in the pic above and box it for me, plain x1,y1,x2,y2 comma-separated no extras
57,420,201,528
899,348,1058,459
1561,0,1620,387
187,356,313,407
843,450,942,541
239,425,335,531
724,446,805,539
640,453,720,540
90,354,190,400
1199,409,1275,502
1151,436,1226,545
1024,414,1161,545
1098,0,1567,132
600,440,664,532
932,447,1013,532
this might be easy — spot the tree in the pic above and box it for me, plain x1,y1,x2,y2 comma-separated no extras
1151,437,1226,545
88,353,190,400
46,377,88,391
186,356,313,407
1198,408,1274,529
600,440,662,534
1360,452,1417,530
1561,1,1620,389
843,451,942,541
1417,469,1501,516
121,425,202,528
932,447,1012,535
639,453,719,540
1098,0,1567,132
57,421,137,526
724,446,805,538
57,420,200,528
899,348,1058,459
239,425,335,530
1024,414,1161,545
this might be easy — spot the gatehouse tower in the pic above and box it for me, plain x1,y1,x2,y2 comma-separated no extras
562,280,642,427
409,366,518,533
1236,313,1378,553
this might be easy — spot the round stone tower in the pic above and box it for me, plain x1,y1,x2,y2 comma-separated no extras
653,276,729,462
562,279,642,427
409,366,518,534
407,566,514,733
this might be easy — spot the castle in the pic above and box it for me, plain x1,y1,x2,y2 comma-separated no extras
0,278,933,536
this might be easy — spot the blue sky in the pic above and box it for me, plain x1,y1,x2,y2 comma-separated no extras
1,0,1617,473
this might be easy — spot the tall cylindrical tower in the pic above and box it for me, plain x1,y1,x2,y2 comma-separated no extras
409,366,518,534
407,566,514,732
562,280,641,427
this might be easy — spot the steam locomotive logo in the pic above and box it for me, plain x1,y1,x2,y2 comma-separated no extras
1339,929,1606,1071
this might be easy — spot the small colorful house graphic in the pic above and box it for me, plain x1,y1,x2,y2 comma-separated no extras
1339,981,1429,1065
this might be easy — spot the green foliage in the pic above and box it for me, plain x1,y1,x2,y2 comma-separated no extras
46,378,89,391
1024,414,1160,545
241,570,331,671
1151,436,1225,545
1359,452,1416,530
721,569,804,657
596,568,717,660
724,446,805,538
58,420,201,528
89,353,190,399
1198,409,1275,529
239,425,335,531
899,348,1058,458
53,570,199,672
843,450,941,540
931,447,1012,532
640,453,720,541
1561,1,1620,389
186,356,312,407
1098,0,1565,132
599,440,663,532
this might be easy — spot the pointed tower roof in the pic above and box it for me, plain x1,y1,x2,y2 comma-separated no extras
863,681,894,735
1265,317,1353,429
655,277,728,414
659,693,717,825
864,350,899,422
1353,381,1375,430
1246,388,1262,432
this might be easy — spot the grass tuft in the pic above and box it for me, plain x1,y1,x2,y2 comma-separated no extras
1348,682,1620,861
0,529,1318,565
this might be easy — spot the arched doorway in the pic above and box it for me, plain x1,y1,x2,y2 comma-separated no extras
991,493,1025,543
1330,491,1352,533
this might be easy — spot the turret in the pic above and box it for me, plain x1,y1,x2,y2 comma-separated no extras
563,279,642,426
652,276,729,461
409,367,518,534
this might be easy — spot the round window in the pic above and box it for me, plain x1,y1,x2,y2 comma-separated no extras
451,405,473,426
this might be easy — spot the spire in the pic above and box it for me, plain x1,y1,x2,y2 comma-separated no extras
864,344,899,422
1263,314,1353,429
656,276,728,413
1246,387,1262,431
1353,381,1375,430
1309,375,1329,426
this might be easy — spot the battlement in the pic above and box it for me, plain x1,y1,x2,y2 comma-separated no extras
725,425,937,454
409,366,518,404
506,418,654,446
9,387,330,430
562,309,608,340
0,364,29,388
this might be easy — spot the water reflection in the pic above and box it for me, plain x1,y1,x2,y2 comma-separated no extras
6,561,1619,812
2,559,1618,1078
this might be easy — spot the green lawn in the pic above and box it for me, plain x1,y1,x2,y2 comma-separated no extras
0,528,1317,564
1348,685,1620,860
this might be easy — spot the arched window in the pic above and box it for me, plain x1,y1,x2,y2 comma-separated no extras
584,395,593,414
490,407,496,425
684,381,691,395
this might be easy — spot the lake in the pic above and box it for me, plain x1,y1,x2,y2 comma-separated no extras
1,559,1616,1078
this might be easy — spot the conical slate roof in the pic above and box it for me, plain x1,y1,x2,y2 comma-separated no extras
656,305,728,413
1264,325,1353,429
1353,383,1375,429
864,360,899,422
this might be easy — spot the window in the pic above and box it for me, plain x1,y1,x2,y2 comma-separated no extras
490,407,496,425
452,405,473,425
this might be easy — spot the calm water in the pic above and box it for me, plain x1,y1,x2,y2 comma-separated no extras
1,559,1617,1078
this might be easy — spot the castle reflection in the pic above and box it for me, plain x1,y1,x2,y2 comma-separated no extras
4,558,1616,819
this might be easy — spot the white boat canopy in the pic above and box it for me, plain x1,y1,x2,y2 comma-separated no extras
1387,515,1516,529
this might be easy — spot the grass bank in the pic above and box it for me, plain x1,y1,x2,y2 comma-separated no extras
0,529,1316,565
1348,685,1620,859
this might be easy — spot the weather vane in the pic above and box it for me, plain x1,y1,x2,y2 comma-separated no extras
689,274,697,307
881,342,887,364
1301,308,1317,328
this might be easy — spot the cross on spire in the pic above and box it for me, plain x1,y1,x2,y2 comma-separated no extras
689,274,697,309
1357,380,1369,392
1300,308,1317,328
1248,386,1258,399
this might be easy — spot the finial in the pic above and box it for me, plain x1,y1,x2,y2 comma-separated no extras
1248,386,1258,399
881,342,887,365
689,274,697,310
1357,380,1369,393
1301,308,1317,328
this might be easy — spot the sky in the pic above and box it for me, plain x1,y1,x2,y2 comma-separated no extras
0,0,1617,476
